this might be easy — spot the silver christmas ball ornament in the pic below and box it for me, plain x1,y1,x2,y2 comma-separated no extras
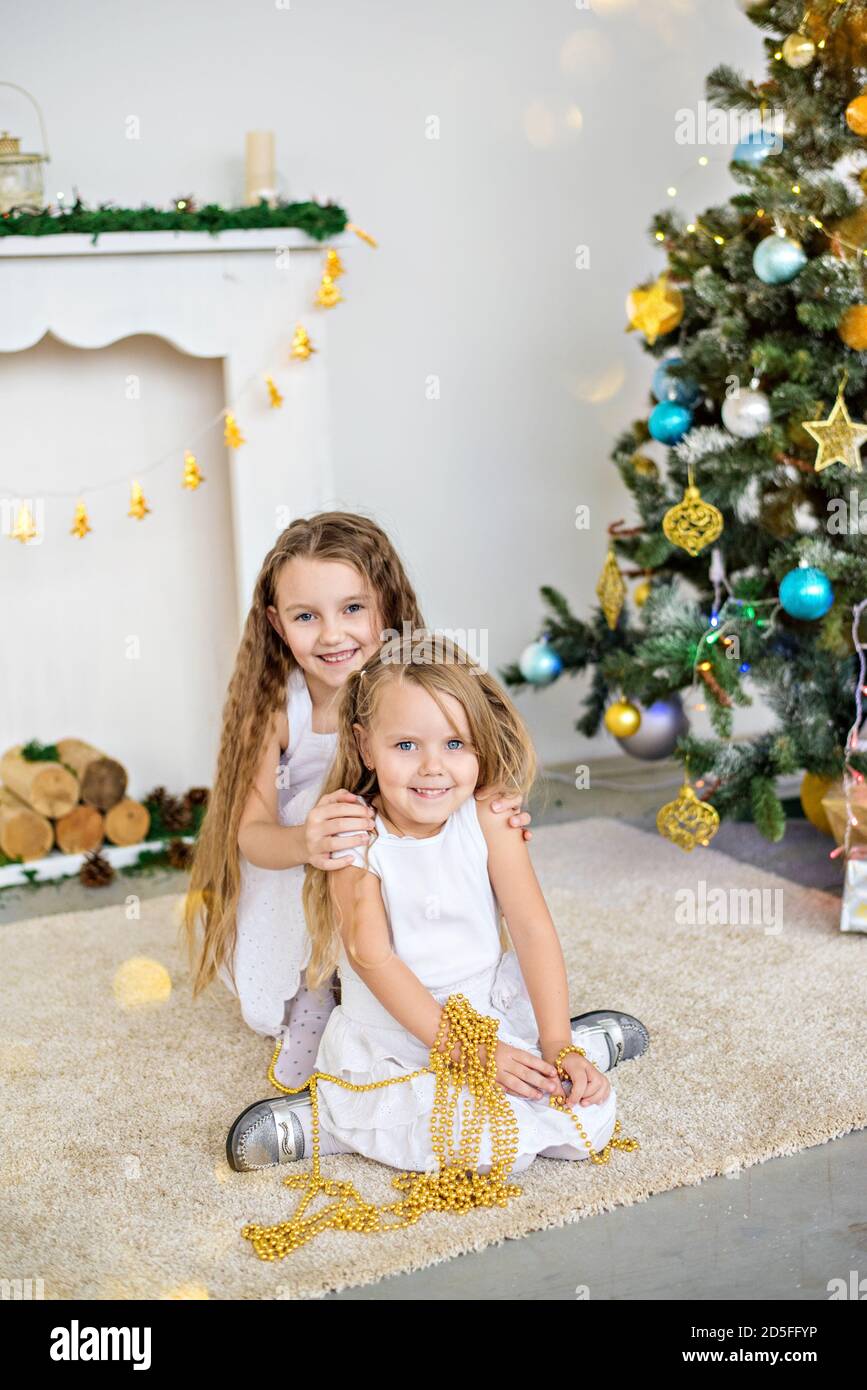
721,388,771,439
614,693,689,761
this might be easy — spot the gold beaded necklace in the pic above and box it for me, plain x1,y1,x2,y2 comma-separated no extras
244,994,639,1260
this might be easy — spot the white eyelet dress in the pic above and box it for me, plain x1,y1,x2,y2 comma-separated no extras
313,793,618,1177
218,665,338,1038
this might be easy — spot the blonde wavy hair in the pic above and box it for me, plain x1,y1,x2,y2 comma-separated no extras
301,633,538,988
181,511,426,1000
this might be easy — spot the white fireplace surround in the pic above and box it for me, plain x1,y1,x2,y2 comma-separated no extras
0,227,347,612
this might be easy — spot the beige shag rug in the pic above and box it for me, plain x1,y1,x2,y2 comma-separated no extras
1,818,865,1300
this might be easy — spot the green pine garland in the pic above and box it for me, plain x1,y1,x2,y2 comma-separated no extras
0,196,349,244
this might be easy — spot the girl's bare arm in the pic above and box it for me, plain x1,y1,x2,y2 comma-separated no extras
236,708,307,869
476,796,574,1063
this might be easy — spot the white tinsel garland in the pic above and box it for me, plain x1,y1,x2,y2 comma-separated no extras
673,426,733,467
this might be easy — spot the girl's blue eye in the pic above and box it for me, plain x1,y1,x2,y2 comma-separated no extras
395,739,464,751
295,603,363,622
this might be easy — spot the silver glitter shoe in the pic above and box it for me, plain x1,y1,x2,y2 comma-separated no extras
225,1095,310,1172
568,1010,650,1071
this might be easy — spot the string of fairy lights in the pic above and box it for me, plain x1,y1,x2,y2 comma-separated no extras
4,229,377,543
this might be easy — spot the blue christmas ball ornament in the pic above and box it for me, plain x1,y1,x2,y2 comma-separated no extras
753,234,807,285
651,356,701,409
778,565,833,620
649,400,692,444
732,128,782,168
518,640,563,685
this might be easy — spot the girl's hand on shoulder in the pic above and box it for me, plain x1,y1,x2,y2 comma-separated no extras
557,1050,611,1109
304,789,375,870
475,784,533,841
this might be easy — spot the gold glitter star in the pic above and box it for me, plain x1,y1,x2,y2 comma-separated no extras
625,274,684,346
803,390,867,473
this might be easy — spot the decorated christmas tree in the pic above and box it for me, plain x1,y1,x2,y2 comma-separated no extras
503,0,867,850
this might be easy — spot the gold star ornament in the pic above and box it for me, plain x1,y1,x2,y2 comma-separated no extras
625,273,684,346
803,380,867,474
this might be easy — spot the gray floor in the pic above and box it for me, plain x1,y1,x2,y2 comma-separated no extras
3,757,863,1300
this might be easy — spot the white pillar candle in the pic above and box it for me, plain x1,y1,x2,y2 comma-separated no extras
244,131,276,206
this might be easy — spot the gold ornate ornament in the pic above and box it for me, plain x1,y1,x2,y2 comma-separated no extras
662,465,723,557
249,992,639,1259
802,375,867,474
596,546,626,629
656,781,720,851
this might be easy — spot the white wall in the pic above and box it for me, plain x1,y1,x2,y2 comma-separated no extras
4,0,767,777
0,335,239,794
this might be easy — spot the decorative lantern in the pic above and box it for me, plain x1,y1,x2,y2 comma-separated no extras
0,83,50,214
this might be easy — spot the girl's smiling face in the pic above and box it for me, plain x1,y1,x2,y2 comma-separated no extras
353,679,480,832
267,557,384,686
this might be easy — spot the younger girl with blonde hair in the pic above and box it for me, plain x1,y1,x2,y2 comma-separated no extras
183,513,532,1090
227,634,649,1175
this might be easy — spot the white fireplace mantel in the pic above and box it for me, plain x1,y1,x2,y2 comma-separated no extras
0,227,347,614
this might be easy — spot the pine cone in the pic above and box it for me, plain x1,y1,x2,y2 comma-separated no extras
80,849,115,888
167,838,194,871
183,786,210,809
161,796,192,833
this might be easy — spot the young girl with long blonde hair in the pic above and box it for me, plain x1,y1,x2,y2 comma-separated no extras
226,634,649,1175
182,513,532,1090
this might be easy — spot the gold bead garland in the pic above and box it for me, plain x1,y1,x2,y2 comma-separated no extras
245,993,639,1259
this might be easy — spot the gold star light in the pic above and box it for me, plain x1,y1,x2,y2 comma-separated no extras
803,377,867,474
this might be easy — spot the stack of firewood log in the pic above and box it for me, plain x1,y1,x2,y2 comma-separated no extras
0,740,151,862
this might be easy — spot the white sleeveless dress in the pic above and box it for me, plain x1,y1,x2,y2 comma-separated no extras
314,793,618,1176
219,665,338,1038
